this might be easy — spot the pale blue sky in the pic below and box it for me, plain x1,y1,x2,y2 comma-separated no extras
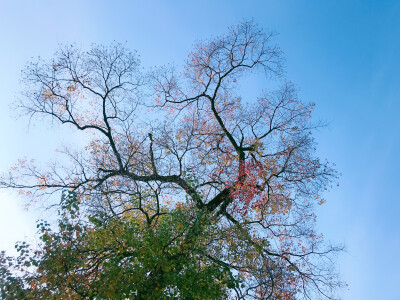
1,1,399,298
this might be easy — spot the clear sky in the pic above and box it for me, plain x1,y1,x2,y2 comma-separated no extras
1,1,399,298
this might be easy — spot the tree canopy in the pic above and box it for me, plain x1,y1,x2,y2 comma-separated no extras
0,21,342,299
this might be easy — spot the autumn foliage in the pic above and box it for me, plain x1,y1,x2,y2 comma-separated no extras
0,21,342,299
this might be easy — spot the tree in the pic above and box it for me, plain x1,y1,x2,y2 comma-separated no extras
1,21,342,299
1,192,232,299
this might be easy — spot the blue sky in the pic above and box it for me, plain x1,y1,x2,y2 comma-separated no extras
1,1,399,298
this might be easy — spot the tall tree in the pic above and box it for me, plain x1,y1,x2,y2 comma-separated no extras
1,21,342,299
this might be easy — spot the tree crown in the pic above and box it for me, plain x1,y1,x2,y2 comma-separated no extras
1,21,342,299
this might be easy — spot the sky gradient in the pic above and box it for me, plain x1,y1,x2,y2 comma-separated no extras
1,1,399,298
